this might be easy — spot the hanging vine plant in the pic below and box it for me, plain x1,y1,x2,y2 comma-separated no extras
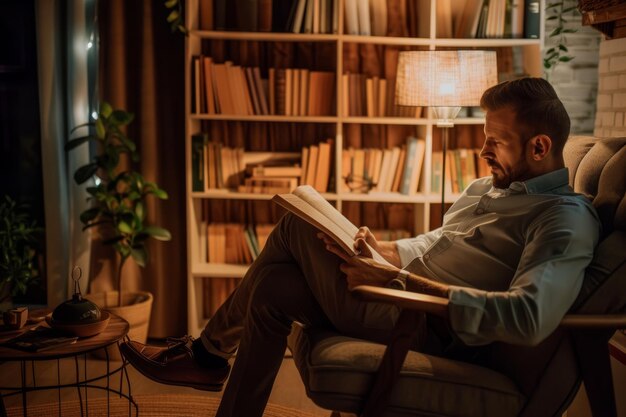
544,1,580,70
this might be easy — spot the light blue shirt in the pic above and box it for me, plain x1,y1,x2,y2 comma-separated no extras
395,168,600,346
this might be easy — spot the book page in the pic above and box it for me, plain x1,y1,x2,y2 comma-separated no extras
275,186,391,266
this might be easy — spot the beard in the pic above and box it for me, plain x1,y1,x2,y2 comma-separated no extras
489,159,532,189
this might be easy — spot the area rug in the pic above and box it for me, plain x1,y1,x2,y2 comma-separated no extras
5,394,323,417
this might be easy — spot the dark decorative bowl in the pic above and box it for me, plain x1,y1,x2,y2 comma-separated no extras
46,311,110,338
52,294,101,324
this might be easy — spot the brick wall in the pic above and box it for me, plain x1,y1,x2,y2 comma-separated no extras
544,0,601,134
594,38,626,137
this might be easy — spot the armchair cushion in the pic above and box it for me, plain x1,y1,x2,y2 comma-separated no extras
289,326,525,417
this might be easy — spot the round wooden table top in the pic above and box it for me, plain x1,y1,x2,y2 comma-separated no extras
0,312,129,361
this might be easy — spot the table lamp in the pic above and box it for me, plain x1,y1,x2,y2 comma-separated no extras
395,50,498,224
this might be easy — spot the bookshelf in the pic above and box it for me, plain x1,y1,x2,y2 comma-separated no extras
185,0,545,335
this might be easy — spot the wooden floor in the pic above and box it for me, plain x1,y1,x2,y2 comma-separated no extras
0,353,328,416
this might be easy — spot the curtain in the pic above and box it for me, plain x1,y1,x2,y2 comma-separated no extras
93,0,186,337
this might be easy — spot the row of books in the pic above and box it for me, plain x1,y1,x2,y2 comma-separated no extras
344,0,390,36
197,0,539,39
342,137,426,195
200,222,275,264
287,0,339,34
191,136,245,191
454,0,540,39
431,149,491,194
342,73,422,118
191,135,334,194
192,57,335,116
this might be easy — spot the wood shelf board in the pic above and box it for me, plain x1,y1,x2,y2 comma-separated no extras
191,114,338,123
342,117,430,125
190,31,541,48
191,191,338,201
192,263,248,278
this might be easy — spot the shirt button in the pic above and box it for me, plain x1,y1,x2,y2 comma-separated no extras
423,254,431,260
476,208,485,215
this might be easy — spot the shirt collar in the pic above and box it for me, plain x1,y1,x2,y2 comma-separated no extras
491,168,570,195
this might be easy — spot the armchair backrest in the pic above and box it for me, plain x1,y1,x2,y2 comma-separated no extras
486,136,626,417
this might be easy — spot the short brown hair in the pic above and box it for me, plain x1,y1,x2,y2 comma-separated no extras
480,77,570,154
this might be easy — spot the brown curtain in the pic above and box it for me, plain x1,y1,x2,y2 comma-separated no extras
92,0,186,337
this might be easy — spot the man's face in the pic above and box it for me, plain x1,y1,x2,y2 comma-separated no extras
479,107,533,189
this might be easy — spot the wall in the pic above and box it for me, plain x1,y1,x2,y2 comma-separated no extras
594,37,626,138
544,0,601,134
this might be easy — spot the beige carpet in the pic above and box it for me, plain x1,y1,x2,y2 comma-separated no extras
5,393,323,417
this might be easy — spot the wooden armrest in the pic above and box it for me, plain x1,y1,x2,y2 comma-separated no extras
352,285,449,318
560,314,626,329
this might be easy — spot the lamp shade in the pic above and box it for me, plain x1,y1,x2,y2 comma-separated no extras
395,50,498,107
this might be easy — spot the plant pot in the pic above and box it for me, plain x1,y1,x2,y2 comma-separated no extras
85,290,153,361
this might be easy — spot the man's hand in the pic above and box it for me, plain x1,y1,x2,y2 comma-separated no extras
317,233,399,290
354,227,402,268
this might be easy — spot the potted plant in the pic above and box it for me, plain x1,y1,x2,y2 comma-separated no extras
65,102,171,346
0,196,42,311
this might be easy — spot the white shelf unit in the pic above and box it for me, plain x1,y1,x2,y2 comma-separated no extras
185,0,545,336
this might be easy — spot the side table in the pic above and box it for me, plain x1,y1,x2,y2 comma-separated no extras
0,313,137,417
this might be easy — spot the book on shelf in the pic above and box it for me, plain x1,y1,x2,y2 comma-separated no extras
205,223,274,264
199,0,214,30
454,0,484,38
400,137,426,195
314,139,333,193
524,0,540,39
272,185,391,265
344,0,359,34
509,0,525,38
357,0,371,35
436,0,453,38
1,326,78,352
192,134,208,192
258,0,273,31
291,0,307,33
304,0,314,33
370,0,387,36
235,0,258,31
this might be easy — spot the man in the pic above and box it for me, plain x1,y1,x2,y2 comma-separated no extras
121,78,600,416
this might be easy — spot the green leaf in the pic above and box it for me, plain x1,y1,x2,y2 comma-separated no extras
164,0,178,7
177,24,187,34
110,110,134,126
96,118,106,139
64,135,95,151
559,44,568,51
546,15,558,20
546,2,563,10
152,189,169,199
118,221,133,234
562,28,577,33
130,248,147,267
101,102,113,118
546,47,556,54
79,207,100,224
143,226,172,241
563,6,577,12
559,56,574,62
74,163,99,184
135,202,145,220
167,10,179,22
550,27,563,36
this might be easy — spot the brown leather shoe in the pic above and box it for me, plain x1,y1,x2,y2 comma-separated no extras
120,336,230,391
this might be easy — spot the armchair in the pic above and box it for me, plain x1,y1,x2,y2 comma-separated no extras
288,136,626,417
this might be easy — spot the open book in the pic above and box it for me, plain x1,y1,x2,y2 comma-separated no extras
272,185,392,266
